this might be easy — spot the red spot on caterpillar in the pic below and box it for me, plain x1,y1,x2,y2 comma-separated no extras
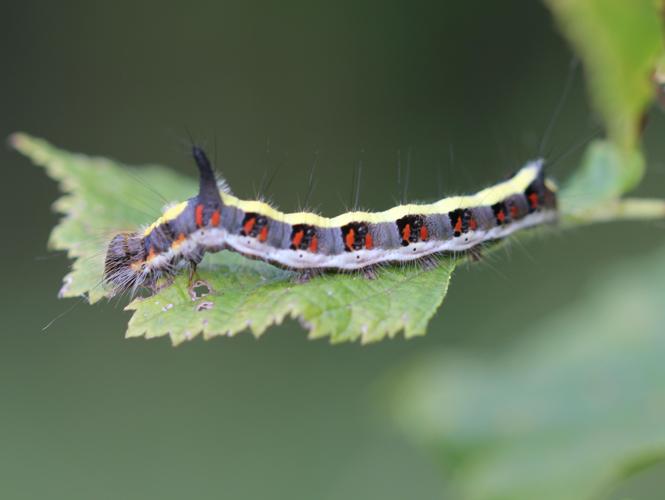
496,210,506,223
528,192,539,209
195,204,204,228
365,233,373,250
309,235,318,252
402,223,411,242
419,226,428,241
243,217,256,235
259,225,269,242
509,204,519,219
345,228,356,250
292,230,304,248
453,216,463,235
210,210,220,227
469,218,478,231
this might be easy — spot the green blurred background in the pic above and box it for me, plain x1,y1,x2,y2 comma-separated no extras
2,1,665,499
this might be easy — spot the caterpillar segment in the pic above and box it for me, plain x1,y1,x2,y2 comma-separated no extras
104,147,558,295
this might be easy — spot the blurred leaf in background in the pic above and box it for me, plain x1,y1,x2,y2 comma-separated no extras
392,243,665,500
551,0,663,214
546,0,662,149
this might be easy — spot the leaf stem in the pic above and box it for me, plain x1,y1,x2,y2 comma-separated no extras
564,198,665,226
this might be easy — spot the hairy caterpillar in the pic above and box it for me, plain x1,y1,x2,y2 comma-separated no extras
104,147,558,295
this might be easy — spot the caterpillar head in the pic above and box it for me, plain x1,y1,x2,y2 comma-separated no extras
103,232,147,295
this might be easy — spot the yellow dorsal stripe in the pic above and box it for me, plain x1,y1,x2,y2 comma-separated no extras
143,202,188,236
220,164,545,227
143,163,548,236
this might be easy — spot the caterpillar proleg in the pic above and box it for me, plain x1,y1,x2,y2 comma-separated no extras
104,148,558,295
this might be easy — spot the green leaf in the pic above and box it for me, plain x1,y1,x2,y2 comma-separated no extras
546,0,664,191
392,245,665,500
126,252,455,345
560,140,644,220
12,133,457,344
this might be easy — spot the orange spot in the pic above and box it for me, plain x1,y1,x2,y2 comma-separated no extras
259,225,269,242
453,217,463,235
469,218,478,231
497,210,506,223
171,233,187,249
528,192,539,209
309,235,318,252
147,246,157,261
345,228,356,250
130,260,144,272
365,233,373,250
211,210,221,227
402,223,411,242
243,217,256,235
419,226,428,241
292,230,304,248
195,204,204,227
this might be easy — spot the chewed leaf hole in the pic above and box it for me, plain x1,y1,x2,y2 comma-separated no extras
189,280,212,299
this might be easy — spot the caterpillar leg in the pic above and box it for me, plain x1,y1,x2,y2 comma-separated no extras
468,246,483,262
187,261,201,288
361,265,379,280
293,268,323,284
418,256,440,271
184,247,204,287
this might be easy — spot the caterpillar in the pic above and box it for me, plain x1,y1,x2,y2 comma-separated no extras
103,147,558,295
